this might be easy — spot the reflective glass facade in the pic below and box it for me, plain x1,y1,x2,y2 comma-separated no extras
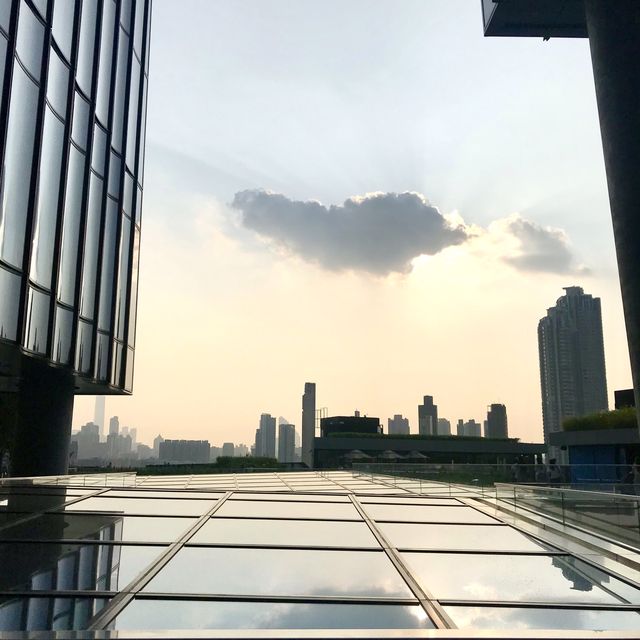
0,0,150,394
0,471,639,636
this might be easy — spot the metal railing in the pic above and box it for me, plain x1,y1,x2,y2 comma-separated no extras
352,462,640,493
495,482,640,548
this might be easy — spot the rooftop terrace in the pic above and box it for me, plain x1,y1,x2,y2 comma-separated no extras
0,470,639,638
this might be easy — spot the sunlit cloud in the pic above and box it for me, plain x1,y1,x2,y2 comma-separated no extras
231,190,587,277
231,189,470,276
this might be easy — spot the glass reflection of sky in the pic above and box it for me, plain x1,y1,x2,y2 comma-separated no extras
189,518,380,548
114,600,434,630
143,548,414,598
403,553,640,604
445,605,640,631
380,522,547,552
365,504,499,524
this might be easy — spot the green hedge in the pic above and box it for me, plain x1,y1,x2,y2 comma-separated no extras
563,407,637,431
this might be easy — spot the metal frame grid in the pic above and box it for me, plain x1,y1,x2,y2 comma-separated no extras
0,471,640,638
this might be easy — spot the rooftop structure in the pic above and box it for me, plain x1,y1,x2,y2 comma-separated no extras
0,469,638,636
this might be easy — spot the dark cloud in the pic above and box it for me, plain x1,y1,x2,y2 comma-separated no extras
231,190,469,275
503,216,586,275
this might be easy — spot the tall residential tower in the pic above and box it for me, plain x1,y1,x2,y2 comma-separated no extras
538,287,608,462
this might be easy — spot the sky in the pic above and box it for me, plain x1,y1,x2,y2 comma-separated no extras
73,0,631,447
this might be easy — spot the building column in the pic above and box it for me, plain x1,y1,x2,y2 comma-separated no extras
10,358,75,477
584,0,640,428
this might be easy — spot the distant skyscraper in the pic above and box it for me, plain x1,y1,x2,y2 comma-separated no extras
94,397,106,439
108,416,119,436
235,444,249,457
538,287,608,462
302,382,316,468
388,415,410,435
485,404,508,439
222,442,235,457
278,423,296,463
418,396,438,435
153,434,164,457
437,418,451,436
255,413,276,458
457,419,481,437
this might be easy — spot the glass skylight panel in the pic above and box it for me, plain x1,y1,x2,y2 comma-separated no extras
143,548,414,598
188,518,380,548
361,497,462,506
402,553,640,604
230,493,350,502
213,500,361,520
380,523,549,552
444,606,640,630
0,542,164,592
64,497,217,516
105,490,223,500
365,504,500,524
113,599,434,630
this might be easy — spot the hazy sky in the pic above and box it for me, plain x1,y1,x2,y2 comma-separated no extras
74,0,630,447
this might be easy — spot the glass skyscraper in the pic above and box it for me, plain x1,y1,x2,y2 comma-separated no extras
0,0,151,476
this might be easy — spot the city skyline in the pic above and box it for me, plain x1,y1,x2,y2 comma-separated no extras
71,0,632,448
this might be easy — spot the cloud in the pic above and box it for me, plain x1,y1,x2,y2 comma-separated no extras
231,190,587,277
495,214,588,275
231,190,470,275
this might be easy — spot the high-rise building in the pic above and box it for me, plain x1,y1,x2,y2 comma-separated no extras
221,442,234,458
235,443,249,457
485,404,508,439
302,382,316,468
538,287,608,462
278,423,295,463
158,439,210,464
93,396,105,439
255,413,276,459
108,416,120,436
418,395,438,435
152,434,164,457
388,414,410,435
436,418,451,436
457,419,481,437
0,0,152,477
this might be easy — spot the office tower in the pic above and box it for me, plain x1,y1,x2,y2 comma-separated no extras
253,428,262,457
255,413,276,459
302,382,316,468
418,396,438,435
278,423,295,463
235,443,249,457
94,396,105,438
0,0,152,477
538,287,608,462
152,434,164,457
485,404,508,439
457,419,481,437
129,427,137,450
158,440,210,463
437,418,451,436
388,414,410,435
222,442,234,457
108,416,119,436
